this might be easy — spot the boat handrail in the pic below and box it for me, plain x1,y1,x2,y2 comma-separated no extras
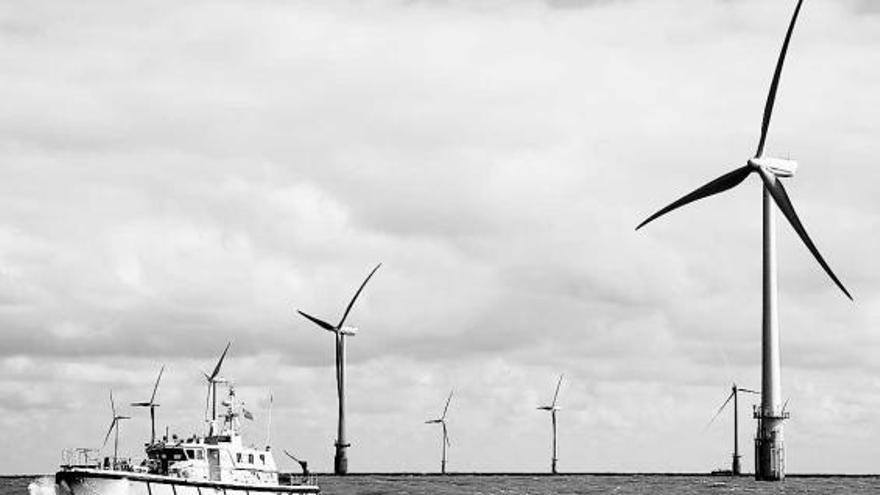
61,448,101,468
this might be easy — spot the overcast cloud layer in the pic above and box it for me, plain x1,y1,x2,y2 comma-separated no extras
1,0,879,475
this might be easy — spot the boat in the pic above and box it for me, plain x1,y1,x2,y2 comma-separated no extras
55,347,318,495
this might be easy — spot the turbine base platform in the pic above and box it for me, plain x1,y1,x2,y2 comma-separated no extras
753,408,789,481
333,451,348,475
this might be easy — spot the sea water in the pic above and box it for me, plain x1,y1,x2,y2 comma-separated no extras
4,474,880,495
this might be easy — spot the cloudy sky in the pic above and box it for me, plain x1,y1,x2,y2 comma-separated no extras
2,0,880,475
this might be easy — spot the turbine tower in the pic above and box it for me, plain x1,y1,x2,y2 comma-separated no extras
425,390,453,474
131,365,165,445
537,374,564,474
636,0,851,481
103,390,130,470
203,342,231,436
708,383,759,476
296,263,381,475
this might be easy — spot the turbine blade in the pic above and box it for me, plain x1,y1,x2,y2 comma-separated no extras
738,388,760,395
441,390,453,420
551,374,564,407
109,390,116,416
708,390,735,427
758,170,852,300
337,263,381,328
756,0,805,158
443,423,450,447
636,166,752,231
297,310,336,332
209,342,231,381
150,365,165,404
102,419,117,448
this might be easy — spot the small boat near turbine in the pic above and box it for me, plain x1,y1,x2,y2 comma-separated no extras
55,345,318,495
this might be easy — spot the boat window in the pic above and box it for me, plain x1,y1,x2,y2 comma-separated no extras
259,454,265,464
186,449,195,459
196,450,204,460
159,448,186,461
236,453,242,463
248,454,254,464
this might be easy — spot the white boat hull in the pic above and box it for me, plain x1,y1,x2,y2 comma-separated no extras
55,469,319,495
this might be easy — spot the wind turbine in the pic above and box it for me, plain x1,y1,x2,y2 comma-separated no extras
425,390,453,474
203,342,231,436
131,365,165,445
636,0,851,481
708,383,760,476
296,263,381,475
103,390,130,470
537,374,564,474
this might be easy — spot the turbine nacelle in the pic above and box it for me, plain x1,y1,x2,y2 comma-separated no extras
748,157,798,178
339,326,358,336
538,405,561,412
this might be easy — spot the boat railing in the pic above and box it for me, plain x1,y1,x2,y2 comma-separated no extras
281,474,317,488
61,448,100,468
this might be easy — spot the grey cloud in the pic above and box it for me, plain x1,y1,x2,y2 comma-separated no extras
0,0,879,475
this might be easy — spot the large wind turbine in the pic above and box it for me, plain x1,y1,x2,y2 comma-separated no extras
425,390,453,474
708,383,760,476
203,342,231,436
103,390,130,470
296,263,381,475
537,374,564,474
636,0,851,481
131,365,165,445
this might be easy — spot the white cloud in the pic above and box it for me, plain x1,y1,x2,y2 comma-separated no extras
0,0,878,475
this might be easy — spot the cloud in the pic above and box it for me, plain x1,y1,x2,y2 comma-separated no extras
0,0,878,475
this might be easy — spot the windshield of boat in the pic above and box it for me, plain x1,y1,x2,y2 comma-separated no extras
151,448,186,462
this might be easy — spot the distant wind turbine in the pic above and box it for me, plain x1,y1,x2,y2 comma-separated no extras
425,390,453,474
296,263,381,475
202,342,231,436
537,374,564,474
636,0,851,481
130,365,164,445
708,383,760,476
103,390,130,470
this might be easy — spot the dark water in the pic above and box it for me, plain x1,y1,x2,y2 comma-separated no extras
5,474,880,495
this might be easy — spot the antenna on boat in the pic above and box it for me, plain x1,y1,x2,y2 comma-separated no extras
103,390,130,470
131,365,165,445
202,342,231,436
266,392,273,448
